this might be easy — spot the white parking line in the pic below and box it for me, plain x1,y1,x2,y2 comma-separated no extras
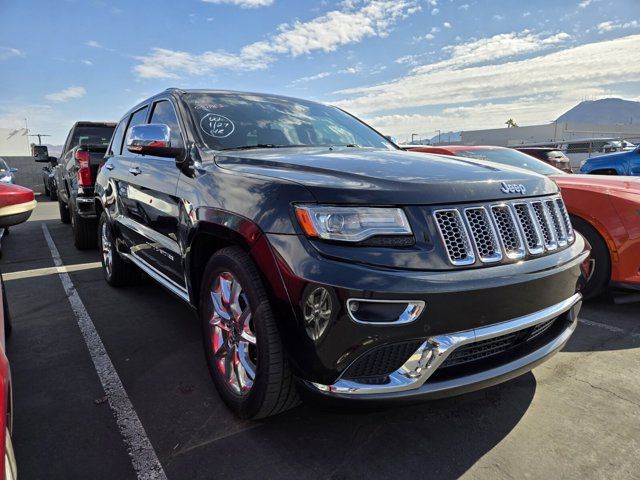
42,224,168,480
2,262,102,281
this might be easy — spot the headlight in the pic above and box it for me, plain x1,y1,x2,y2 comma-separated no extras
295,205,412,242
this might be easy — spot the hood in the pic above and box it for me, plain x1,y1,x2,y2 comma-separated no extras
552,174,640,196
588,150,633,163
213,147,557,205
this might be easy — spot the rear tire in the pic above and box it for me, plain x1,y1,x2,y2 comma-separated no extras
571,216,610,300
72,206,97,250
44,182,50,197
200,246,300,419
58,196,70,224
50,184,58,201
98,211,138,287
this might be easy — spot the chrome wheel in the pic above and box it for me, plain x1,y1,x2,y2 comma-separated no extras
101,222,113,277
303,287,331,340
209,272,256,395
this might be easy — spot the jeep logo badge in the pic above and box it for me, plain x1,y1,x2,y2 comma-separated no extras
500,182,526,195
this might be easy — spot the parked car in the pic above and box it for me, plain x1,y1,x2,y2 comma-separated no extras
55,121,116,249
0,275,17,480
580,144,640,176
0,159,18,185
96,89,588,419
0,183,36,256
514,147,572,173
410,145,639,298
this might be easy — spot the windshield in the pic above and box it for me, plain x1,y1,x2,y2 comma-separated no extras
0,159,8,171
454,148,564,176
184,92,395,151
71,126,115,148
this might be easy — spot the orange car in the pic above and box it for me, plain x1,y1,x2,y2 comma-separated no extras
410,145,640,298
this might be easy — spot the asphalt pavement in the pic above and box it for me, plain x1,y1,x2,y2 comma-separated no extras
2,198,639,480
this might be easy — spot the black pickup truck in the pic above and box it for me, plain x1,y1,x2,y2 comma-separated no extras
56,121,115,248
95,89,589,418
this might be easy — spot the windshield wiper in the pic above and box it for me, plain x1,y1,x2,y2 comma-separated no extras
220,144,311,151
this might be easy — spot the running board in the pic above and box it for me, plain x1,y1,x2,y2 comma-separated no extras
120,252,190,303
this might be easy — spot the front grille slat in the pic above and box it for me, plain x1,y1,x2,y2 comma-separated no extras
434,196,573,266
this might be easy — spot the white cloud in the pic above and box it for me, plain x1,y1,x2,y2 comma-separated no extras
290,71,332,84
493,14,504,20
597,20,639,33
431,26,440,33
85,40,114,51
134,0,420,78
334,33,640,122
458,3,469,10
408,31,572,75
202,0,273,7
45,86,87,103
0,47,24,61
82,60,93,65
431,8,439,15
578,0,592,7
443,22,451,28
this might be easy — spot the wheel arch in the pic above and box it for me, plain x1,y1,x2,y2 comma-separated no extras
185,211,295,324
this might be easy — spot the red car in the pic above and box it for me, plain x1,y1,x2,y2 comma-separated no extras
0,183,35,479
410,145,640,298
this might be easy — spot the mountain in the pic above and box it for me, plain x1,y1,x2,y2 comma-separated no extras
43,144,63,156
555,98,640,125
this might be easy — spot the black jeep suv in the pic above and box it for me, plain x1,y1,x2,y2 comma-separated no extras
95,89,588,418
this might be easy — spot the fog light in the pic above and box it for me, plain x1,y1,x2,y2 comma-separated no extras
303,286,333,340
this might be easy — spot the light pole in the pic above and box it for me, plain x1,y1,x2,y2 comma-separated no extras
411,133,419,144
28,133,51,145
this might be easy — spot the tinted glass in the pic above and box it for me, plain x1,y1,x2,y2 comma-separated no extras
184,92,394,151
454,148,564,175
70,126,115,148
150,101,184,148
0,159,8,171
108,119,127,156
124,106,149,155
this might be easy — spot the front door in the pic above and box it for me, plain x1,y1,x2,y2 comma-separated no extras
123,99,186,289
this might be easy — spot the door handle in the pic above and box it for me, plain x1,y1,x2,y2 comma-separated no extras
129,166,142,176
105,164,114,171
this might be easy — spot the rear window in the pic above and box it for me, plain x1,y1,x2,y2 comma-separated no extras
71,126,115,148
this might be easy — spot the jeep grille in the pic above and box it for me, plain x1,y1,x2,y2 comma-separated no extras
434,196,574,266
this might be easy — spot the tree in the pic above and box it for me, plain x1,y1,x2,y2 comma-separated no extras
505,118,519,128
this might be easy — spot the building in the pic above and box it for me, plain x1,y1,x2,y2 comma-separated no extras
461,121,640,147
0,127,31,156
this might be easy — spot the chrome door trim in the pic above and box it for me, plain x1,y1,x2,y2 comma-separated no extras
121,251,189,302
115,215,181,255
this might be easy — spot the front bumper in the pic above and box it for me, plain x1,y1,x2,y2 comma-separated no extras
261,230,588,388
304,293,580,400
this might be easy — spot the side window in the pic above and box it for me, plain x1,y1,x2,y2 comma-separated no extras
108,119,128,156
150,100,184,149
123,106,149,156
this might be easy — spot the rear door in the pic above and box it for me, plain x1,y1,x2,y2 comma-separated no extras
106,106,149,249
124,99,185,290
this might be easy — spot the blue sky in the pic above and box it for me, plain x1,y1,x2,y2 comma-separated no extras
1,0,639,144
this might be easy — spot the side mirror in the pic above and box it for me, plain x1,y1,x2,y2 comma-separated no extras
33,145,50,162
9,167,17,173
48,156,58,165
127,124,183,158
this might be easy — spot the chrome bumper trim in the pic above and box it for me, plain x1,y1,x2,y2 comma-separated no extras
309,293,582,396
346,298,426,325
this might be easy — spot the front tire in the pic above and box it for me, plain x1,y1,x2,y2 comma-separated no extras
571,216,610,300
98,212,138,287
200,247,299,419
